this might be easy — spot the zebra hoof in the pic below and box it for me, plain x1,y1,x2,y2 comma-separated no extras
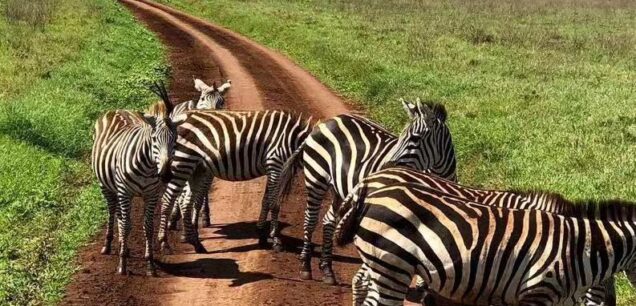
100,246,111,255
272,237,283,252
193,242,207,254
179,235,188,243
146,263,158,277
300,271,312,280
323,275,337,285
117,266,127,276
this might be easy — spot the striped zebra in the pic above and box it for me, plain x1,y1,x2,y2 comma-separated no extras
91,82,187,276
168,78,231,229
277,99,456,284
172,78,230,115
334,166,616,306
156,110,313,254
336,182,633,306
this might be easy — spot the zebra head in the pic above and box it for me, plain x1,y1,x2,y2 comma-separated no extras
147,81,188,180
194,78,231,109
386,98,457,181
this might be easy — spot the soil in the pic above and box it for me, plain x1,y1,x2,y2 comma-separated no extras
61,1,418,305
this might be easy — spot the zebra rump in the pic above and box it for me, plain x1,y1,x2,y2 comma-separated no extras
337,182,635,306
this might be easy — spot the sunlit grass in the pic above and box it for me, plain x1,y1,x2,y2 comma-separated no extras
156,0,636,303
0,0,166,304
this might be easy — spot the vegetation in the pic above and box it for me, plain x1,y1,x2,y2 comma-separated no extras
157,0,636,303
0,0,166,304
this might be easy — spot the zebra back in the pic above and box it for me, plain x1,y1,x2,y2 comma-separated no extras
335,166,576,246
172,110,312,181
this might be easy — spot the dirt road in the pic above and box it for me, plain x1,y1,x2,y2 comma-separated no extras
61,0,370,305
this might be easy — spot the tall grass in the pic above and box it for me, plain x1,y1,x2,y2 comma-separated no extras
5,0,56,27
157,0,636,304
0,0,166,304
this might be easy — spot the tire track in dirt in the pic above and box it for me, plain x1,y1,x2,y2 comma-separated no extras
62,1,361,305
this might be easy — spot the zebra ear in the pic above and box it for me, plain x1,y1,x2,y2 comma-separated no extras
171,113,188,125
400,98,417,119
194,78,209,92
217,80,231,94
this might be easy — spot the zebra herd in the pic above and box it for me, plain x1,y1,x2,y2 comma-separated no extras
91,78,633,306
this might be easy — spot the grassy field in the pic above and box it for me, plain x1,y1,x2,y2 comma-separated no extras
0,0,166,304
156,0,636,303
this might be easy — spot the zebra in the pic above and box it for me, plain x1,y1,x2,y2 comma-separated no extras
168,78,231,229
156,110,313,254
277,98,457,284
336,182,634,306
172,78,230,115
91,81,187,276
334,166,616,306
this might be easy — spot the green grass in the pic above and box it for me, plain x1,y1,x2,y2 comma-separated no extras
156,0,636,303
0,0,167,304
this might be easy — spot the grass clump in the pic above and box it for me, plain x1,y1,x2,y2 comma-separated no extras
155,0,636,303
4,0,56,27
0,0,167,304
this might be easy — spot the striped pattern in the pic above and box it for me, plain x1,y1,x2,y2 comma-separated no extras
278,99,456,283
334,166,615,306
91,87,186,275
156,110,312,253
169,79,231,229
337,182,634,306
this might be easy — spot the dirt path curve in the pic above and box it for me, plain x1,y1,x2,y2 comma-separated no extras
61,0,368,305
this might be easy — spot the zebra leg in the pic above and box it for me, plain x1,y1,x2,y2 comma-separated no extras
100,187,117,255
299,180,329,280
360,251,411,306
201,193,211,227
584,278,615,306
363,271,410,306
352,264,370,306
168,197,182,231
178,175,211,253
191,187,206,232
116,194,132,275
256,172,275,249
142,193,159,277
158,181,185,254
268,167,286,253
320,201,340,285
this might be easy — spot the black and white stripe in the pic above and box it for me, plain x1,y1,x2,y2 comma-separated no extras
156,110,313,253
337,181,633,306
168,78,230,229
278,99,456,284
91,82,186,276
336,166,616,306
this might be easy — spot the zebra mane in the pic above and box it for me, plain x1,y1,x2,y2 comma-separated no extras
421,101,447,123
146,80,173,118
566,198,636,221
512,188,636,220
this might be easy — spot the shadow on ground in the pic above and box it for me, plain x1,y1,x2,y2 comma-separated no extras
157,258,273,286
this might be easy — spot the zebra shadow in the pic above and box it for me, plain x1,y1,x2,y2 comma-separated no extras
157,258,273,286
204,221,262,240
202,222,362,265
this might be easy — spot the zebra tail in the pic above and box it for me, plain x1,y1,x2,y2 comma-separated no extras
335,185,369,246
276,140,306,205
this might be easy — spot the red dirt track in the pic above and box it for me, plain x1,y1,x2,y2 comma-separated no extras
61,0,369,305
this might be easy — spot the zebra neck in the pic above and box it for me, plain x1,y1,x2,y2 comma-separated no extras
379,138,403,165
134,129,157,173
